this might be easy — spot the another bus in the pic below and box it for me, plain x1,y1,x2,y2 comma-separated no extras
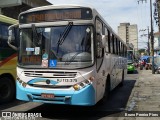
127,50,135,73
0,15,17,103
8,5,127,106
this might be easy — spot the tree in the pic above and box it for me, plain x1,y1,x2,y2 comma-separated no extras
138,49,148,55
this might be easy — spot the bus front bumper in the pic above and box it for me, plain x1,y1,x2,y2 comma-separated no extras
16,81,96,106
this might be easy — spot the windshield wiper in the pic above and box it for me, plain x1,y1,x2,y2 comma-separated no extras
56,22,73,54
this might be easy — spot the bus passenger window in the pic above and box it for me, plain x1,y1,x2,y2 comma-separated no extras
96,33,103,58
118,40,120,55
105,27,109,53
114,38,117,55
105,38,109,53
110,34,113,53
0,24,9,48
112,35,115,54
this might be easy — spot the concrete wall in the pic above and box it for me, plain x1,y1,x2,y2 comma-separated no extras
0,0,52,19
118,25,126,42
129,24,138,51
157,0,160,32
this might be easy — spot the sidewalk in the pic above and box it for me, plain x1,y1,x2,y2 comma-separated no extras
118,69,160,120
127,69,160,111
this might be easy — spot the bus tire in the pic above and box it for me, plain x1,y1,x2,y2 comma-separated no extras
99,76,110,105
0,77,15,104
119,70,124,87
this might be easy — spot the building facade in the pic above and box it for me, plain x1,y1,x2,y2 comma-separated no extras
118,23,138,52
153,32,160,55
156,0,160,31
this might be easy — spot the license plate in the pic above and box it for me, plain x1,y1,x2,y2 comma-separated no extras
41,93,54,99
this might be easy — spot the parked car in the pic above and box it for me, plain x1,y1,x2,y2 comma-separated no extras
127,60,135,73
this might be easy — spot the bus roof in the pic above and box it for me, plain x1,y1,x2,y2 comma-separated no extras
0,14,17,24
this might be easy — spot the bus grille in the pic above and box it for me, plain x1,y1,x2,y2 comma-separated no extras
23,71,77,78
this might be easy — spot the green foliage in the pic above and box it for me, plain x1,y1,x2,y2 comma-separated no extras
138,49,148,55
138,49,145,53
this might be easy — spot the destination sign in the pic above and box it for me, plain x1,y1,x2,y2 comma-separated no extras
19,8,92,24
21,55,41,65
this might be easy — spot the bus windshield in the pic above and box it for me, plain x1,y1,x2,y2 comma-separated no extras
18,25,94,69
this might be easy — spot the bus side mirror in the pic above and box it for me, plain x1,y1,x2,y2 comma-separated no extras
8,24,19,51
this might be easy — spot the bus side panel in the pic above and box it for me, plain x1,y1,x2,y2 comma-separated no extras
0,56,17,79
109,54,117,90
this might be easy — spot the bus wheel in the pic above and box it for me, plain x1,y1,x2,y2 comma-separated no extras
119,70,124,87
98,78,110,105
0,77,15,104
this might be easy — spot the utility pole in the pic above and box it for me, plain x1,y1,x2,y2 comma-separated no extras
139,26,150,55
150,0,155,74
138,0,155,74
147,26,150,56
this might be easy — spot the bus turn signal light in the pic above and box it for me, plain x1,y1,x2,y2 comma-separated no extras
89,76,95,81
73,79,91,91
73,84,80,90
17,77,27,88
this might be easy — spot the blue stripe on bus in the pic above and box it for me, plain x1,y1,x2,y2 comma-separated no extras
16,81,96,106
27,78,58,85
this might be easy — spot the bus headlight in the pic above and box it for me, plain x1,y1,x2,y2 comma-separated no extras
73,84,80,91
73,79,91,91
17,77,27,88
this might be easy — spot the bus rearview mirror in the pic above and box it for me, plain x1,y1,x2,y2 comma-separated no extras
8,24,19,51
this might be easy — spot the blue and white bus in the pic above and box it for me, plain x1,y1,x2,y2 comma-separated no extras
8,5,127,106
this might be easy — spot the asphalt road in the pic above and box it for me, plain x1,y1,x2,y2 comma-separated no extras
0,70,139,120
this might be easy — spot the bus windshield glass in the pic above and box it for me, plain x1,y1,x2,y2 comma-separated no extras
18,25,93,69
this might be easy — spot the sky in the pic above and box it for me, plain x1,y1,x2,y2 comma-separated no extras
47,0,158,49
